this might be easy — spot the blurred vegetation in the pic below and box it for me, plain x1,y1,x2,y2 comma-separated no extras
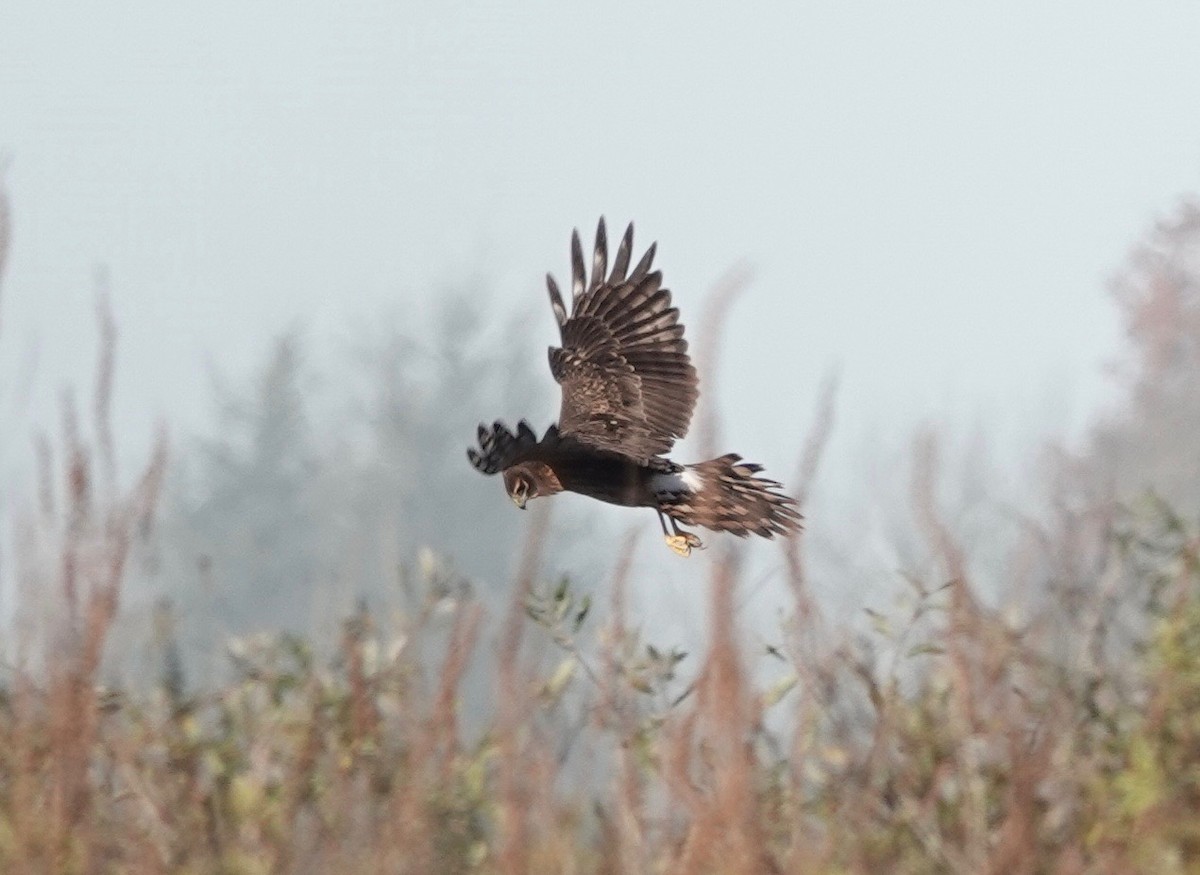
132,292,546,684
1093,201,1200,509
2,456,1200,872
2,192,1200,871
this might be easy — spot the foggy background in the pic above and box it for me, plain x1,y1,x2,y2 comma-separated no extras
2,1,1200,679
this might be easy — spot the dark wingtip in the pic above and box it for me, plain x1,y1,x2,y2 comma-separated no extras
570,228,586,298
630,240,657,283
546,272,567,326
610,222,634,282
591,217,607,292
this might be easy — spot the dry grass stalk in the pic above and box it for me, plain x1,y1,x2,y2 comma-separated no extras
694,262,754,462
6,385,167,871
3,228,1200,872
665,553,772,875
597,528,648,875
494,499,551,875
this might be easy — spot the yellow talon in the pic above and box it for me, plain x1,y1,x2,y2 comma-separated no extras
665,535,691,557
664,533,704,557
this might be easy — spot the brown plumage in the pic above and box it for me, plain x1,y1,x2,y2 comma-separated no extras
467,219,800,556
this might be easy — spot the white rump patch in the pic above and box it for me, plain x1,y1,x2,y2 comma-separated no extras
650,468,704,497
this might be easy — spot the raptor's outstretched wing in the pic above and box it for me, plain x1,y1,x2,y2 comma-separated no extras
545,219,698,461
467,420,555,475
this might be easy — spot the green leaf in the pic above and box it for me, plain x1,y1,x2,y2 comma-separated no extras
573,594,591,633
628,674,654,695
864,607,891,637
762,673,799,708
541,656,577,701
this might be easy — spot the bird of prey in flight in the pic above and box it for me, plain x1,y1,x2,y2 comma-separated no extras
467,219,801,556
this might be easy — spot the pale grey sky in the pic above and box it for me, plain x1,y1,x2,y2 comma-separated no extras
2,0,1199,508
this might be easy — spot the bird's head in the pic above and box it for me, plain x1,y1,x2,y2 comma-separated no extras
503,468,538,510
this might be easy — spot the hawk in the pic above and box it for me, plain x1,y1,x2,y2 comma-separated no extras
467,219,801,556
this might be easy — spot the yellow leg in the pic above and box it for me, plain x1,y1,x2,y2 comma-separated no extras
658,511,703,557
663,532,704,557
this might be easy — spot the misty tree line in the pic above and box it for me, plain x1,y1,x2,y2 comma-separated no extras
123,291,548,679
2,187,1190,686
1026,201,1200,647
97,198,1200,683
1093,202,1200,506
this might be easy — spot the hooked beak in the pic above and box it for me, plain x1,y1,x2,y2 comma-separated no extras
511,492,527,510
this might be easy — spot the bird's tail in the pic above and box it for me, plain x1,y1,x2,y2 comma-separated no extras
667,454,802,538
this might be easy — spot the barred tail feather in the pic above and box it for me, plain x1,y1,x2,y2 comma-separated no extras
668,454,802,538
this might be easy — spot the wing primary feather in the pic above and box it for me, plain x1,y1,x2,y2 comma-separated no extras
546,273,567,327
629,242,657,283
595,273,664,325
571,229,586,300
548,220,697,460
591,218,607,292
610,223,634,282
